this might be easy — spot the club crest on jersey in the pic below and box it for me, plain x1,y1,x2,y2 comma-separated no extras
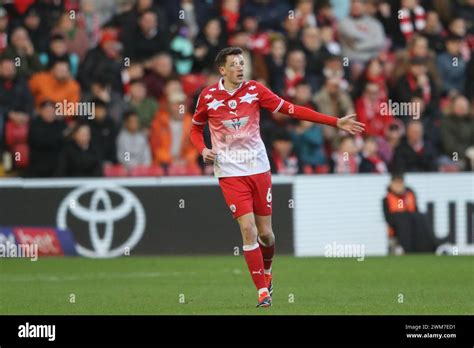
221,116,249,131
228,100,237,109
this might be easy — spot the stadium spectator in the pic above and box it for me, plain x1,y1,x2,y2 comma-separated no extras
2,26,42,78
82,76,128,125
392,120,437,172
28,100,67,177
291,82,327,172
440,95,474,171
163,0,212,39
270,128,299,175
0,57,34,126
394,0,427,49
242,15,270,55
282,14,302,51
241,0,290,31
76,0,102,49
338,0,386,68
56,122,102,177
392,56,438,115
359,136,387,173
3,105,29,171
39,33,79,77
221,0,241,35
421,11,445,53
331,136,359,173
283,49,307,99
23,6,50,54
313,77,354,120
127,79,158,129
355,82,393,138
319,25,342,56
143,53,175,100
262,35,286,95
383,173,442,253
89,99,117,165
0,7,8,54
28,58,80,109
436,34,467,96
293,0,317,29
300,27,329,88
193,18,226,72
170,25,194,75
116,110,152,169
447,17,471,60
124,10,169,62
78,28,123,94
51,12,89,62
149,92,198,168
377,121,404,169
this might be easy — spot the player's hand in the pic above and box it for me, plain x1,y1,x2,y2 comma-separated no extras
202,148,217,164
337,114,365,135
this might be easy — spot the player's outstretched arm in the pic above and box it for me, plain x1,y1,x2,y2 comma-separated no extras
279,102,365,135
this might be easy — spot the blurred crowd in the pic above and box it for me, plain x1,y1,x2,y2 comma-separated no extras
0,0,473,177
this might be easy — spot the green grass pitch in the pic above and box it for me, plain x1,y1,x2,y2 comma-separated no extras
1,255,472,315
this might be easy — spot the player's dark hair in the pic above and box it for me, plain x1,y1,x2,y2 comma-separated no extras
215,47,243,68
391,172,405,182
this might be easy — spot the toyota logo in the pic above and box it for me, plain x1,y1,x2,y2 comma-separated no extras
56,185,146,258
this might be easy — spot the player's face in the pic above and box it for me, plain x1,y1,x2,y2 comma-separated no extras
221,54,245,86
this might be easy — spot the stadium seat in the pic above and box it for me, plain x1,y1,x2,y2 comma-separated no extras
4,120,28,148
9,143,29,169
103,164,128,177
166,163,202,176
129,165,165,177
439,164,460,172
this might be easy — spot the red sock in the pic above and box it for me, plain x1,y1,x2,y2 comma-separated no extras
258,238,275,273
243,243,267,292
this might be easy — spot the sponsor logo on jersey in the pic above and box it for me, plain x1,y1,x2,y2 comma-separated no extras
221,116,249,131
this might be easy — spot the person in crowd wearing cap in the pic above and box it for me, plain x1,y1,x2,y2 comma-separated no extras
78,27,123,94
436,34,467,96
116,110,152,170
28,100,67,177
39,33,79,77
28,58,80,109
2,26,42,78
149,91,198,168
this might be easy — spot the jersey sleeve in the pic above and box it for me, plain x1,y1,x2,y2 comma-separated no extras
255,81,284,113
190,92,209,154
192,93,209,126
